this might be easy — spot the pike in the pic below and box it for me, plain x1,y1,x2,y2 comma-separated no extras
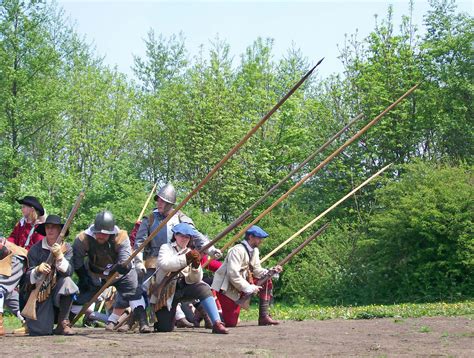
219,84,419,254
236,222,330,308
261,163,392,263
204,112,364,259
137,181,158,222
72,59,325,325
22,191,85,320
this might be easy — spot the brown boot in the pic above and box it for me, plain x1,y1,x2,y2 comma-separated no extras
55,295,75,334
105,321,117,331
176,317,194,328
212,320,229,334
53,320,75,335
116,311,133,332
194,304,213,329
258,298,279,326
258,315,280,326
0,313,4,336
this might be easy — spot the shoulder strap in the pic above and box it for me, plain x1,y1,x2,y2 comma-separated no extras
77,231,89,251
24,225,36,248
147,212,155,235
115,230,128,245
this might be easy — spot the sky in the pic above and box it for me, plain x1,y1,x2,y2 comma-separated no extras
56,0,472,79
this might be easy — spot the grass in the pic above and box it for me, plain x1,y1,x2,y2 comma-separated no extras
239,300,474,321
4,300,473,330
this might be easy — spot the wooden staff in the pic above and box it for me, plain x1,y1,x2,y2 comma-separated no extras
22,191,85,320
201,113,362,269
136,181,158,222
219,84,419,253
71,59,324,325
236,222,330,307
261,163,392,263
207,113,363,249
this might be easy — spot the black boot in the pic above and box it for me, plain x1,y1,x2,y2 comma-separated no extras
258,298,279,326
134,306,152,333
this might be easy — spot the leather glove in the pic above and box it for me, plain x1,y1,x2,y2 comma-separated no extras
37,262,51,275
185,249,201,268
51,243,64,261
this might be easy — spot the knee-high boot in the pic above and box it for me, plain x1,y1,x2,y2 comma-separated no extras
258,298,279,326
54,295,75,335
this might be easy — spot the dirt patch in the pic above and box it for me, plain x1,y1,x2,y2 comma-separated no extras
3,316,473,357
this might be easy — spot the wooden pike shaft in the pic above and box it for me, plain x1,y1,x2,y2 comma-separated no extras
220,84,419,253
261,164,392,263
202,113,362,269
209,113,363,246
136,182,158,222
71,59,324,325
22,191,85,320
236,222,330,306
276,222,330,267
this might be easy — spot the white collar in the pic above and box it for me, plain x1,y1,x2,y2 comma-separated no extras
242,240,254,254
41,238,53,251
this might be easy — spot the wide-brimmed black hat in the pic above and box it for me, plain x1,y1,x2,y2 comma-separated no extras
16,196,45,216
35,214,69,237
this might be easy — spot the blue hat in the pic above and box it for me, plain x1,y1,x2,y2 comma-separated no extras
171,222,198,237
245,225,269,239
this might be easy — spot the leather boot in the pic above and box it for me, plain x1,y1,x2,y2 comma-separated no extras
176,317,194,328
134,306,152,333
193,304,212,329
105,321,117,331
211,320,229,334
258,298,279,326
116,311,133,332
54,295,76,335
53,320,75,335
0,313,4,336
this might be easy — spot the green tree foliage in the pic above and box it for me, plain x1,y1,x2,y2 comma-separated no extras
362,161,473,302
0,0,471,305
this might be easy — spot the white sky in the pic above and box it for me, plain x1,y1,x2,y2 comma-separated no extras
57,0,473,79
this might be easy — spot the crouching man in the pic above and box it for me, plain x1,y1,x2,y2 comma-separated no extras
150,223,228,334
212,225,282,327
72,211,151,333
25,215,78,335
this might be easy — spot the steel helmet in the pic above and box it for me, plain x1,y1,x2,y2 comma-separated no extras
154,183,176,204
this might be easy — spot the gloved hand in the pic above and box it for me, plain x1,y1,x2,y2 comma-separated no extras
37,262,51,275
272,265,283,273
244,284,261,295
51,243,64,261
209,247,222,259
108,263,130,276
185,249,201,268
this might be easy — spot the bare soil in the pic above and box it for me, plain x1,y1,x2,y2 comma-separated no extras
3,316,473,357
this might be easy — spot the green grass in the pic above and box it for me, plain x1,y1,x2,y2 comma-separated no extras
239,300,474,321
418,325,432,333
4,300,473,330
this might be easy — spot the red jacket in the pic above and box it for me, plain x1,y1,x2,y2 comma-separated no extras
7,219,44,250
